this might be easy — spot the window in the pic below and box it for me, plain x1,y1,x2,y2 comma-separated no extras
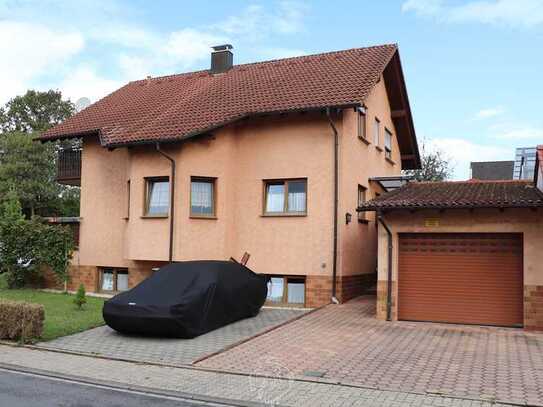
373,117,380,146
357,107,367,140
264,179,307,215
100,268,128,292
191,177,216,217
145,177,169,216
358,185,367,222
266,276,305,305
126,180,131,219
385,128,393,159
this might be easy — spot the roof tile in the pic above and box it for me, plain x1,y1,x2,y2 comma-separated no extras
359,180,543,210
39,44,398,147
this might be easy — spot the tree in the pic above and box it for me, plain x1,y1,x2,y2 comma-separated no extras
403,141,453,182
0,90,80,217
73,284,87,309
0,90,75,133
0,132,60,216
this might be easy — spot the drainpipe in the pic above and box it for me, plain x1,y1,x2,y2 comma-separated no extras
155,142,176,263
326,107,340,304
377,211,393,321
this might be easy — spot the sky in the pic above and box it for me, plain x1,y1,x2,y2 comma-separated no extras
1,0,542,179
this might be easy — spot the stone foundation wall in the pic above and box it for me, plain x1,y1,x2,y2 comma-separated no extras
525,285,543,331
42,265,98,292
306,273,376,308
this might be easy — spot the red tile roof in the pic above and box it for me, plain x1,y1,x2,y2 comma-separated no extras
358,180,543,211
39,44,400,148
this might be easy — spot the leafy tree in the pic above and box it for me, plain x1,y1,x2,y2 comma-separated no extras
0,132,60,216
0,90,80,217
0,90,75,133
73,284,87,309
403,141,453,182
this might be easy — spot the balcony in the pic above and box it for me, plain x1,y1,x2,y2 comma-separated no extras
57,149,81,186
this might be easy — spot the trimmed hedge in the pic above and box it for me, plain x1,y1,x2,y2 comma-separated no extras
0,299,44,342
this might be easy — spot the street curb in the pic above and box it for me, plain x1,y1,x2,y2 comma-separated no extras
0,361,283,407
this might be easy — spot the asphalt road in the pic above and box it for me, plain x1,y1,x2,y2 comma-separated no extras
0,368,233,407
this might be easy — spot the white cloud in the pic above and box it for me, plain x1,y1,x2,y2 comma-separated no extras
0,21,84,103
58,66,123,103
428,137,512,180
496,126,543,140
475,106,505,119
402,0,543,28
0,2,309,105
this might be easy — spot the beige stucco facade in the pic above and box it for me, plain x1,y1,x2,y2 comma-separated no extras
64,77,403,306
375,208,543,330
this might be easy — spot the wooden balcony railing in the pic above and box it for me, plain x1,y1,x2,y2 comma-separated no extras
57,149,81,186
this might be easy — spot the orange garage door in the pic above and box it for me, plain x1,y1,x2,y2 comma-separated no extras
398,233,523,327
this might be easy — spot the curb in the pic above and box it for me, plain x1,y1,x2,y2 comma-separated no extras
0,361,281,407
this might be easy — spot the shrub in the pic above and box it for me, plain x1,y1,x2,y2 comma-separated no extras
0,191,75,288
0,299,44,343
73,284,87,309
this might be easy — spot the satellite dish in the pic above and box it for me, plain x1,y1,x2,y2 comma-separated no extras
75,97,91,112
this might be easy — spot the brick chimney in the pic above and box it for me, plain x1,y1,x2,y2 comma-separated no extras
210,44,233,74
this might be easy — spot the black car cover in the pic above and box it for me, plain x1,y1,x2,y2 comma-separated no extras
102,260,268,338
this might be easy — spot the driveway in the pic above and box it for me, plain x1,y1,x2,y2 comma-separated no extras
198,296,543,406
38,307,307,366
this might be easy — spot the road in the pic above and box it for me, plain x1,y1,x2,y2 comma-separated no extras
0,368,234,407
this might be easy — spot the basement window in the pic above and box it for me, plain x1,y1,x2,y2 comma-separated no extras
100,268,128,292
266,276,305,306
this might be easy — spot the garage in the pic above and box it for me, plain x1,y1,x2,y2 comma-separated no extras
398,233,523,327
358,179,543,331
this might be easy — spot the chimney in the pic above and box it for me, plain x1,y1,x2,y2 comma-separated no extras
211,44,233,74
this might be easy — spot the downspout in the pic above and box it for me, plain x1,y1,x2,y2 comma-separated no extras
377,211,393,321
155,142,176,263
326,107,340,304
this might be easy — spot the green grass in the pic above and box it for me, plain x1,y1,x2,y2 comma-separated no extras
0,288,105,341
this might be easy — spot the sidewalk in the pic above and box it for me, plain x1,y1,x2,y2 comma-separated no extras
0,344,514,407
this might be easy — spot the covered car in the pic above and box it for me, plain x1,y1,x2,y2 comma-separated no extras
102,260,268,338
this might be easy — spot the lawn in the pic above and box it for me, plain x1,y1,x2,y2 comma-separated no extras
0,285,105,341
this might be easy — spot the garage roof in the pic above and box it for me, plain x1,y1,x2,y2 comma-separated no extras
358,180,543,211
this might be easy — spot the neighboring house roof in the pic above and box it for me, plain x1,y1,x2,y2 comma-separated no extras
470,161,514,180
358,180,543,211
38,44,420,169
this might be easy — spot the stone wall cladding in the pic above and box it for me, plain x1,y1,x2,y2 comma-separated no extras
306,274,376,308
41,265,97,292
128,266,154,288
525,285,543,331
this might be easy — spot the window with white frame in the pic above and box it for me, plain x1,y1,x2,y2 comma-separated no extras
373,117,380,146
385,128,393,159
190,177,216,217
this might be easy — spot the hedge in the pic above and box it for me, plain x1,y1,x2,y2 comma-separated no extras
0,299,44,342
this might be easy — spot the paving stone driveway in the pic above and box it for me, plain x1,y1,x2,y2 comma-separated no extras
198,296,543,406
39,307,307,366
